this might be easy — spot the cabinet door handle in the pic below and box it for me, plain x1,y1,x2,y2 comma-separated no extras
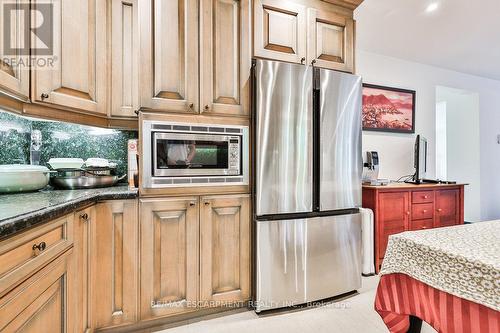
32,241,47,255
311,59,317,65
80,213,90,222
406,211,410,216
204,104,210,110
300,57,306,64
188,103,194,109
189,201,196,207
41,93,49,100
437,208,442,212
423,210,427,213
204,201,210,206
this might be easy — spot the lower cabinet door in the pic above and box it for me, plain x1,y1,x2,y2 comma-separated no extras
140,197,199,320
92,200,139,329
435,189,460,227
0,250,71,332
71,206,95,333
200,194,250,305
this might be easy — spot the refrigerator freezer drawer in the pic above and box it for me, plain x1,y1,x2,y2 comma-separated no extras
256,214,362,312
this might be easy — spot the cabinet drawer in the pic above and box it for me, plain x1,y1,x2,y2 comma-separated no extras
0,249,70,331
411,203,434,220
412,191,434,203
0,214,73,296
411,219,434,231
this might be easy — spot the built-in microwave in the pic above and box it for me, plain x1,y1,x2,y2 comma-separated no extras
142,120,249,188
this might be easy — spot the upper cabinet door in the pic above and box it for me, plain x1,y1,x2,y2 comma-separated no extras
307,8,354,72
32,0,107,115
139,0,199,113
200,0,250,117
254,0,307,64
111,0,139,117
0,0,29,100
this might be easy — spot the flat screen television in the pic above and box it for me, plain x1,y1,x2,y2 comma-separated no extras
414,135,428,182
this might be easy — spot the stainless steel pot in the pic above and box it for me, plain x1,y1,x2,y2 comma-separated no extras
50,170,126,189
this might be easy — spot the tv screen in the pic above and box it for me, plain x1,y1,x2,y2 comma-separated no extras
415,135,427,182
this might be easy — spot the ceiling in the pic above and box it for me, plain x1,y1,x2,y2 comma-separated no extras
354,0,500,81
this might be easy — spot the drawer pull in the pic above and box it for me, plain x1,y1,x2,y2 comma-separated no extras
423,210,427,213
40,93,49,100
204,201,210,206
422,226,427,229
80,213,90,222
189,201,196,207
32,241,47,254
423,195,429,199
437,208,442,212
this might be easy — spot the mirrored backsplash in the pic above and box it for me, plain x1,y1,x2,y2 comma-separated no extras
0,110,137,176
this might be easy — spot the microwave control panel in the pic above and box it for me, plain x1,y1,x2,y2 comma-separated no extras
228,137,241,175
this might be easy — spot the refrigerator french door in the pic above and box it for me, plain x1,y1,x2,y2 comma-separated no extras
254,59,363,312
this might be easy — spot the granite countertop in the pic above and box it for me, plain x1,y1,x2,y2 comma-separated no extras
0,185,138,240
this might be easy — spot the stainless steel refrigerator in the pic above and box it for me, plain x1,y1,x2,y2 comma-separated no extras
253,58,363,312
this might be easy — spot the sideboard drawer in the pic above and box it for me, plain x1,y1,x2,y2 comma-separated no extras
0,214,74,296
412,191,434,204
411,203,434,220
411,219,434,231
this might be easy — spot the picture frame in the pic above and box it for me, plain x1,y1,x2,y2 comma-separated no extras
362,83,416,134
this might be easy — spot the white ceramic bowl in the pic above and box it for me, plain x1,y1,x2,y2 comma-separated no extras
0,165,51,193
48,158,85,170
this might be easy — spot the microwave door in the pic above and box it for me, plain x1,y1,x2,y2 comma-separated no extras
153,132,233,177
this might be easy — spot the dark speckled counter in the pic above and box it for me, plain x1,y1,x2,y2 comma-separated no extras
0,185,138,240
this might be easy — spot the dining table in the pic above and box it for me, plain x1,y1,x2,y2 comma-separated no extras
374,220,500,333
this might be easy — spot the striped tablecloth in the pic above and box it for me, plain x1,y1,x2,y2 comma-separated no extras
375,221,500,332
375,273,500,333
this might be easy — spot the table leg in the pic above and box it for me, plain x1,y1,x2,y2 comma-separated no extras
407,316,423,333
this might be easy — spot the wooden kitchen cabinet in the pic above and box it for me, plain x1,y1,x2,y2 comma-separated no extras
0,0,29,101
139,197,199,320
91,200,139,329
200,195,251,304
139,0,199,113
110,0,139,117
200,0,251,117
363,184,465,273
0,248,72,332
307,7,354,72
32,0,107,115
253,0,307,64
254,0,356,72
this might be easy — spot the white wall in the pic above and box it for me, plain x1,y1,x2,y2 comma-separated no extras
357,50,500,221
436,87,481,222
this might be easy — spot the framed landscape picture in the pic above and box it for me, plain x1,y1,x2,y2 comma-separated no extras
362,84,416,133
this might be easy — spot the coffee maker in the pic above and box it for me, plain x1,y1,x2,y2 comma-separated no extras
362,151,389,186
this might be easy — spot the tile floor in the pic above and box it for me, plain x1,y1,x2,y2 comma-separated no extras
155,276,436,333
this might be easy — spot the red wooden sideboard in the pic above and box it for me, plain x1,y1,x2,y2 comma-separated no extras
362,183,465,273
